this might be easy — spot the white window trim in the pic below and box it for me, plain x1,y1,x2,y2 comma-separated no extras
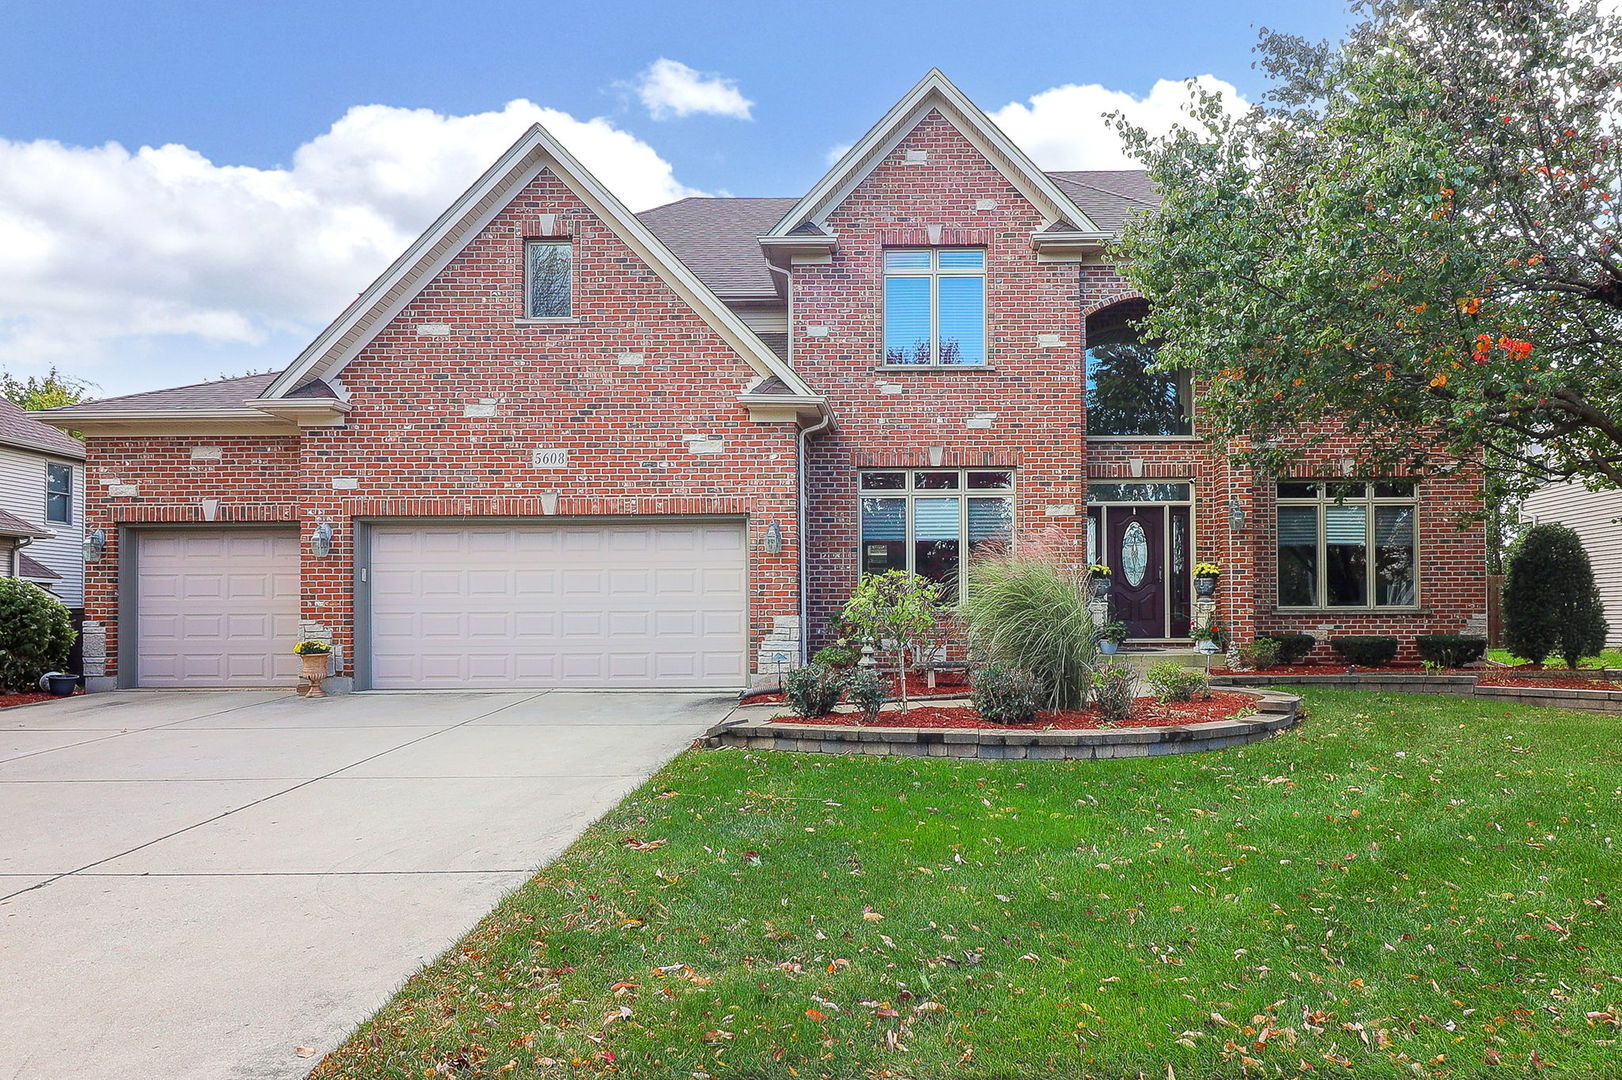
858,469,1015,590
523,239,573,320
1276,481,1421,611
880,248,988,368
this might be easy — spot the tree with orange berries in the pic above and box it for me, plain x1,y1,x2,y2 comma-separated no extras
1114,0,1622,498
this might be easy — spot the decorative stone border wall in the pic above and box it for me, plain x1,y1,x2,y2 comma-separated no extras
1211,672,1622,715
703,688,1301,760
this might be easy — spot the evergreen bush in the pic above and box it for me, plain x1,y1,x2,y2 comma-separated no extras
1503,524,1609,668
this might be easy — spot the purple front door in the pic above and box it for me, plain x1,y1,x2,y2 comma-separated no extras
1106,506,1165,638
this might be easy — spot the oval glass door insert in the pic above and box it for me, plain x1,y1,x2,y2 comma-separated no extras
1121,520,1149,586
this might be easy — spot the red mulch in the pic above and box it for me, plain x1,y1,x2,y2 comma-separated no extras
772,691,1259,731
1478,673,1622,690
747,670,969,706
1209,662,1432,676
0,691,73,710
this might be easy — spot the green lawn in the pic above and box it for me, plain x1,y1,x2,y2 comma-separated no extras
317,690,1622,1079
1489,648,1622,669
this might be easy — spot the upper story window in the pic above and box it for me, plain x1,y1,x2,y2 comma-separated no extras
525,240,573,319
1084,325,1191,437
858,469,1013,594
1277,480,1418,609
45,463,72,524
883,249,986,366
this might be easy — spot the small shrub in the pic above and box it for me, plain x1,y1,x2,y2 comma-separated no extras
0,579,75,692
1503,524,1609,668
841,570,944,710
781,663,844,718
1261,632,1316,664
1144,660,1209,703
960,555,1097,710
1091,664,1136,726
1239,638,1281,671
1414,634,1488,668
971,663,1044,725
843,666,887,725
812,646,859,670
1330,635,1399,666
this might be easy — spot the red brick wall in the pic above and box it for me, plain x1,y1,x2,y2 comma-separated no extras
796,111,1090,644
82,168,802,684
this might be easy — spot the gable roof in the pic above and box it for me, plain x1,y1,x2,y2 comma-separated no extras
16,551,61,581
261,123,818,403
0,399,84,459
1047,170,1159,234
763,69,1106,238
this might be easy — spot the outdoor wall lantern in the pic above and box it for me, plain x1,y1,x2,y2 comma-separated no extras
763,521,783,556
1228,497,1246,534
309,522,335,558
83,528,107,562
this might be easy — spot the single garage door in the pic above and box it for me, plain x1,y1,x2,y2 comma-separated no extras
135,529,301,687
367,521,748,689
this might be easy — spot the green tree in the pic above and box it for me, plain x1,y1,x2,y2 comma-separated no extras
1,367,93,412
1502,523,1608,668
840,571,943,713
1114,0,1622,498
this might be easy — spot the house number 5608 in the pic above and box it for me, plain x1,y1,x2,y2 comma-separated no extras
531,448,569,469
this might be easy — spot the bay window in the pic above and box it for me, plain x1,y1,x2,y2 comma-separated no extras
1276,481,1417,609
859,469,1013,592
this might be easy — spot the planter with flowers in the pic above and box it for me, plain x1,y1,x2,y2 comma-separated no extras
1089,564,1112,598
1193,562,1222,598
293,640,333,697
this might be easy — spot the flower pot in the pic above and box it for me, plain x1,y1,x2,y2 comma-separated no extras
1093,578,1111,596
1196,639,1219,655
1194,574,1218,598
1099,641,1119,655
300,652,330,698
46,673,78,696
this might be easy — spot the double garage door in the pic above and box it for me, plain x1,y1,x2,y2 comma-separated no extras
131,522,748,690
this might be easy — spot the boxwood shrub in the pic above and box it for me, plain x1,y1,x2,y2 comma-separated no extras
1414,634,1488,668
1329,635,1399,667
782,663,845,718
1258,632,1316,665
971,662,1044,725
0,578,75,692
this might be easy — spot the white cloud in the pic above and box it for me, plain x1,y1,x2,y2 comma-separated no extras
0,100,704,393
635,58,754,121
990,75,1251,170
824,143,853,165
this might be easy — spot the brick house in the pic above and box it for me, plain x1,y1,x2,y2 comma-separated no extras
41,70,1486,692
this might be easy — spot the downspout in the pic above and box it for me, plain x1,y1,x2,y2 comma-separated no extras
764,259,826,665
13,534,32,578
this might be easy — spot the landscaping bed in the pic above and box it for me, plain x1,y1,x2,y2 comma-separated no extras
315,688,1622,1080
0,690,75,710
766,690,1260,731
745,670,967,705
1477,672,1622,690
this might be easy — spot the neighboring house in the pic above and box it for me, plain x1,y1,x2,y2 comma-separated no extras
41,70,1486,692
0,398,85,607
1522,483,1622,647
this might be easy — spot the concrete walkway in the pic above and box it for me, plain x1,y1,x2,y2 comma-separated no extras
0,689,735,1080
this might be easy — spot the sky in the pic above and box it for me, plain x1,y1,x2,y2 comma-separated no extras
0,0,1356,399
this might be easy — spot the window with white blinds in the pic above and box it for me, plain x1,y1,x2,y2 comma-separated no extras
1276,481,1418,609
883,249,986,366
858,470,1013,592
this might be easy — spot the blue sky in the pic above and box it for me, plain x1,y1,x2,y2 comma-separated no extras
0,0,1354,397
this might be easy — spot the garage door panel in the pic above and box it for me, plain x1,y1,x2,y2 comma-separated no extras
136,530,300,688
369,522,747,689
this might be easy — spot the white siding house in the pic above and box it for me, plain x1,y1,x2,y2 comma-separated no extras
0,400,86,608
1523,482,1622,648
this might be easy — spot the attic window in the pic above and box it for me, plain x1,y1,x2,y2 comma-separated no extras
525,240,572,319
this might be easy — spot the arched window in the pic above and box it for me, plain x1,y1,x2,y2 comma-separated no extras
1084,324,1191,437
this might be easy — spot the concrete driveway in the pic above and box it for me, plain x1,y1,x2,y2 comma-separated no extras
0,689,735,1080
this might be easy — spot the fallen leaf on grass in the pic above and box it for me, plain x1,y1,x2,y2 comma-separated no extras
621,837,666,851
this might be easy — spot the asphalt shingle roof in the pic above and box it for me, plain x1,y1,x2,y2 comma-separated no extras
16,551,61,580
41,373,336,418
637,197,798,300
0,399,85,459
0,508,53,539
1047,170,1160,234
